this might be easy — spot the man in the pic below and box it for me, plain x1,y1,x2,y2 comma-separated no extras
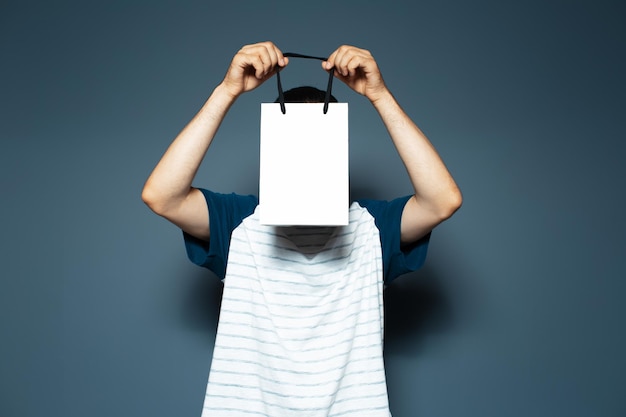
143,41,461,417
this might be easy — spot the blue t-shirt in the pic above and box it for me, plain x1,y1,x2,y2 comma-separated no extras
183,189,430,284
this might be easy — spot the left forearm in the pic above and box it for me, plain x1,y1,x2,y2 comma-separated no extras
372,90,462,219
324,44,461,242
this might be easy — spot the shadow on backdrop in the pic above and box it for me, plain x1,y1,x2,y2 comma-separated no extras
179,271,224,334
384,265,455,355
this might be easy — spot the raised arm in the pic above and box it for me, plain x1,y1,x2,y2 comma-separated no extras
323,46,462,244
142,42,288,240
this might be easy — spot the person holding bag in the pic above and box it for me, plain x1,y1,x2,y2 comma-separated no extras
142,41,462,417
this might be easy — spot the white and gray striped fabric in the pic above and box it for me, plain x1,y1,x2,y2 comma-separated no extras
200,202,391,417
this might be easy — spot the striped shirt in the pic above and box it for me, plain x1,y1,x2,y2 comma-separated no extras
184,190,430,417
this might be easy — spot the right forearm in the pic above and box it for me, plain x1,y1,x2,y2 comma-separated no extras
142,83,237,213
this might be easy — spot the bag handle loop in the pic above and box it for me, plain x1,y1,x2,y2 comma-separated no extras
276,52,334,115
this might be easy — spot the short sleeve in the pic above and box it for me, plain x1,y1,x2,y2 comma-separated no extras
358,196,430,284
183,189,258,280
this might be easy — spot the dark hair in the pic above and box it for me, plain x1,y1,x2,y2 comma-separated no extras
275,86,338,103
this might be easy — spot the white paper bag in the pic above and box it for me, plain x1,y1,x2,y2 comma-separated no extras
259,102,349,226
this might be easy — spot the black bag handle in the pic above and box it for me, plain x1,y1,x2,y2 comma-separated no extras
276,52,334,115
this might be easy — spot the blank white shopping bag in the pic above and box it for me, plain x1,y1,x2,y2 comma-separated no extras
259,102,349,226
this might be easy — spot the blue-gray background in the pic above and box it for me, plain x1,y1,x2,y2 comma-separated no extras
1,0,625,416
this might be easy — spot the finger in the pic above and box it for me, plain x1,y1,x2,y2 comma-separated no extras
346,54,369,77
259,42,290,75
323,46,344,71
230,51,254,76
256,41,288,70
258,42,280,75
244,53,268,79
323,53,335,71
331,46,347,75
257,47,274,78
333,46,357,77
265,45,288,74
278,48,289,67
266,45,280,71
267,42,287,68
241,43,273,77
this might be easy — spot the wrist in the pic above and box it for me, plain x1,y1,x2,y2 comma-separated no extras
214,82,241,103
196,83,239,123
368,87,394,108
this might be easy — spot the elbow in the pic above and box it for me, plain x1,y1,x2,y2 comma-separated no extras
141,185,157,212
449,188,463,217
142,181,189,219
141,182,167,216
437,186,463,222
